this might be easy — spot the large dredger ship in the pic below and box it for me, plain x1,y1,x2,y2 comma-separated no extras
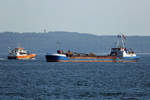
45,35,139,62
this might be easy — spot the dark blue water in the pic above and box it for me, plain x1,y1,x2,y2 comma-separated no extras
0,54,150,100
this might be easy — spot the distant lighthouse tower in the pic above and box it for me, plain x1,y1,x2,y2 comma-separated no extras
43,29,47,33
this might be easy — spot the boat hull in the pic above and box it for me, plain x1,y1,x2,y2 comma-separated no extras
8,54,36,60
45,55,139,62
45,54,69,62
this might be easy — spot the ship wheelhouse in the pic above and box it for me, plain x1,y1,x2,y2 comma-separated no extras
9,48,29,56
110,48,124,57
8,47,36,59
110,47,136,58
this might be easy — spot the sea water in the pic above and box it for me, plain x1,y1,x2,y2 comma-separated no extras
0,54,150,100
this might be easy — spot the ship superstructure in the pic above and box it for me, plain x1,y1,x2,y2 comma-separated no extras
8,47,36,59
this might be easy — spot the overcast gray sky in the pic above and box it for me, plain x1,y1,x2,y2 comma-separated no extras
0,0,150,35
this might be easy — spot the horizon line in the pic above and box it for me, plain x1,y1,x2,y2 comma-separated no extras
0,31,150,37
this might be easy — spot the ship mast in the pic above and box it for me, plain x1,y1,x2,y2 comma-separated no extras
116,34,126,48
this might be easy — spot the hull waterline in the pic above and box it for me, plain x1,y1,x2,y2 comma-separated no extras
8,54,36,60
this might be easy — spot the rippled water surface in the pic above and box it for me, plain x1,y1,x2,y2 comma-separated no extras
0,54,150,100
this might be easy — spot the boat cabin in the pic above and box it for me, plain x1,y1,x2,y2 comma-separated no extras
110,48,136,57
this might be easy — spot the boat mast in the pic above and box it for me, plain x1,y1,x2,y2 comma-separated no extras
116,34,126,48
121,34,126,48
121,37,125,48
116,35,120,48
